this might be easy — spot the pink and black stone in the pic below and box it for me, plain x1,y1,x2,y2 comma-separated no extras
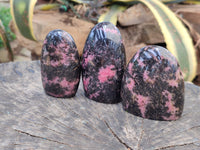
41,29,80,98
121,45,184,121
82,22,126,104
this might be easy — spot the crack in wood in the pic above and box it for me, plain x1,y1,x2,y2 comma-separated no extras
154,142,200,150
37,115,112,145
14,129,76,148
14,128,110,149
103,120,133,150
27,117,110,145
188,125,200,131
137,119,144,150
27,120,74,137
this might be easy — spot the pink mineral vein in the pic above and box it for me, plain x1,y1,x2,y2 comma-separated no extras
98,65,116,83
43,76,78,96
89,91,100,99
128,63,133,76
60,78,79,89
57,42,68,49
162,115,179,121
137,59,145,68
166,67,182,87
134,51,140,59
162,90,179,120
83,77,90,91
61,54,76,66
176,67,183,80
48,47,76,67
164,66,170,72
44,76,78,89
143,70,155,84
50,59,60,67
64,89,75,95
167,80,178,87
102,27,119,34
42,49,49,57
43,39,47,44
46,91,64,97
48,76,59,85
162,90,172,102
127,79,135,91
124,101,129,109
137,95,150,118
83,54,94,67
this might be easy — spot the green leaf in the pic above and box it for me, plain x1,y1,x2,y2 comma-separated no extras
10,0,37,41
38,3,59,11
105,0,186,4
65,0,93,4
98,5,127,25
0,7,16,48
183,0,200,4
0,20,14,61
106,0,133,3
105,0,138,5
160,0,186,4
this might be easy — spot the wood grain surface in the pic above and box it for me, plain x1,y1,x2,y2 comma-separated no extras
0,61,199,150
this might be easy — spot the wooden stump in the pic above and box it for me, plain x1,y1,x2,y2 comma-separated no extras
0,61,200,150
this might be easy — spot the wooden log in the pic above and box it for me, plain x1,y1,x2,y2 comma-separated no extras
0,61,199,150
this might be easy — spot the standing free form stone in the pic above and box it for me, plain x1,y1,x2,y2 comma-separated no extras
82,22,126,103
121,45,184,121
41,29,80,98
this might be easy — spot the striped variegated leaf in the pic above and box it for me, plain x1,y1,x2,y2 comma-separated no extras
38,3,59,11
105,0,186,4
70,0,93,4
10,0,37,41
98,5,127,25
184,0,200,4
161,0,186,3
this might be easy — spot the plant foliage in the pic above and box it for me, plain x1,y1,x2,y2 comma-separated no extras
10,0,37,40
0,20,14,61
98,0,197,81
0,7,16,48
10,0,198,81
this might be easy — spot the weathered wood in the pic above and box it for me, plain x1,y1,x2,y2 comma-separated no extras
0,61,199,150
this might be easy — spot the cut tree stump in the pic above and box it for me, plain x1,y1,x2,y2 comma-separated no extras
0,61,200,150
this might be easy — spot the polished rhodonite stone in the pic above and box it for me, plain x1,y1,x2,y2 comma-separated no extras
121,45,184,121
41,29,80,98
82,22,126,103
